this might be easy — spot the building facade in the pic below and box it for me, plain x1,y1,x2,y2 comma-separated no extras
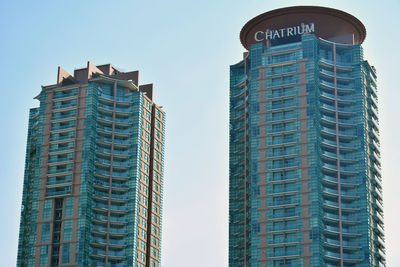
17,62,165,267
229,7,385,267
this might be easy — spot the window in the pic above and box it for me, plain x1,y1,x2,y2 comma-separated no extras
144,142,150,152
156,119,161,130
140,229,146,239
143,152,149,163
39,245,48,266
143,163,149,173
41,223,51,243
155,129,161,139
43,199,53,220
63,220,72,240
152,225,158,235
62,243,70,264
64,197,73,217
140,240,146,251
142,173,148,183
142,207,147,217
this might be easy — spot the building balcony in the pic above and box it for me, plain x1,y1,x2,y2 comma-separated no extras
52,102,77,111
323,212,359,225
324,238,361,250
320,150,356,163
233,75,247,88
48,157,74,166
320,90,354,104
93,214,127,225
369,95,379,109
47,167,73,175
370,127,380,141
370,117,379,131
322,188,359,200
371,139,381,154
94,169,130,180
49,146,75,154
322,199,360,212
231,111,245,120
92,190,129,203
320,115,355,128
232,87,246,98
372,151,382,165
320,80,355,94
374,223,385,237
375,235,386,249
267,91,297,100
373,198,384,213
324,225,361,237
91,225,127,237
373,210,384,224
319,58,353,70
321,175,358,188
268,101,298,111
266,212,301,220
320,138,356,152
96,137,130,147
95,147,130,159
53,90,78,100
375,248,386,260
46,185,72,197
51,124,76,133
372,163,382,177
266,252,301,259
51,113,76,122
93,180,129,191
372,187,383,201
320,69,353,81
370,104,379,119
46,175,73,187
266,187,300,195
320,103,355,116
324,251,361,263
321,162,358,175
90,237,126,249
50,135,75,143
98,93,133,105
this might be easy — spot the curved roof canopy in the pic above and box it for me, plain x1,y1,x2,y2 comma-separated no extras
240,6,366,50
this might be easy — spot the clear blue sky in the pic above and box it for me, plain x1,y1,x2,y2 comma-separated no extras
1,1,399,266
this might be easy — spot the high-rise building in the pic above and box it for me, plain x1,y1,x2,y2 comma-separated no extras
229,6,385,267
17,62,165,267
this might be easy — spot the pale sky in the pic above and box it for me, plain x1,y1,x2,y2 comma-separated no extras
1,1,399,266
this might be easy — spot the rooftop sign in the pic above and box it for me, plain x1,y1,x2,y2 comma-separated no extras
240,6,366,50
254,22,315,42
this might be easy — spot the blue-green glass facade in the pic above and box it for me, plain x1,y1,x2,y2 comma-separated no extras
230,26,385,267
17,63,165,267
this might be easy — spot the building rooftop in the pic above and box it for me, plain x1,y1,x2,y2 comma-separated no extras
240,6,366,50
41,61,154,100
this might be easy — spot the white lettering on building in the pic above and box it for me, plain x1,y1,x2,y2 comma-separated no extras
254,22,315,42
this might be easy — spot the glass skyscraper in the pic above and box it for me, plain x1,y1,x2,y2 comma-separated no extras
17,62,165,267
229,6,385,267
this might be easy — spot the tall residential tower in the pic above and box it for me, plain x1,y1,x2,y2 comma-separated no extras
229,6,385,267
17,62,165,267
